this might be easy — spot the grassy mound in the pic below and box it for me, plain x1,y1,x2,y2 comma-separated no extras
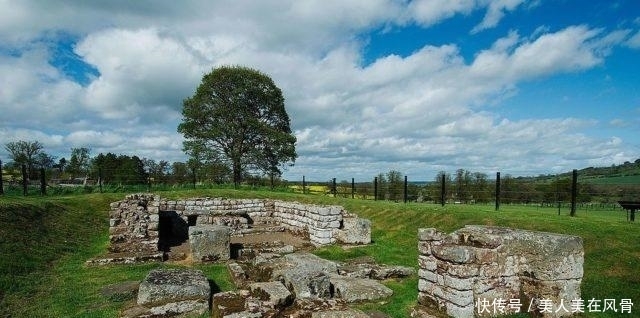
1,190,638,317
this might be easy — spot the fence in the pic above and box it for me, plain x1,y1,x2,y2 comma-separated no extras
1,161,638,215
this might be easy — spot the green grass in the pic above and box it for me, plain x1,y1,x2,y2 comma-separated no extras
581,174,640,185
1,190,638,317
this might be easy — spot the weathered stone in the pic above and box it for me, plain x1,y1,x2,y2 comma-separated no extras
282,270,332,299
105,196,373,262
418,228,444,241
417,226,584,318
281,252,339,274
431,245,475,264
337,263,372,278
228,262,247,288
249,281,294,307
188,225,230,262
279,298,349,317
146,299,209,317
371,265,415,280
410,305,439,318
335,218,371,245
329,275,393,302
311,309,370,318
137,268,210,308
211,291,248,318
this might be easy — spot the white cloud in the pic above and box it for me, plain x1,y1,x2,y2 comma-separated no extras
0,46,85,128
626,30,640,48
408,0,477,27
76,28,205,120
472,0,526,34
0,1,637,180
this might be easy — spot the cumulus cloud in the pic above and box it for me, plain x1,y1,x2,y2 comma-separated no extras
627,30,640,48
76,28,205,120
471,0,526,33
0,1,637,180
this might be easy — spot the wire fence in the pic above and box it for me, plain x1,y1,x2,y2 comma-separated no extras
1,164,638,215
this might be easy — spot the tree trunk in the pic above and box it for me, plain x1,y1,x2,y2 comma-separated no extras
233,160,242,188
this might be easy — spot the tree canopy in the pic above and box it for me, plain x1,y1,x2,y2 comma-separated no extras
178,65,297,185
4,140,43,178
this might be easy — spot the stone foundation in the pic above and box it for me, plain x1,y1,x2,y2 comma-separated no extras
105,194,371,261
417,225,584,317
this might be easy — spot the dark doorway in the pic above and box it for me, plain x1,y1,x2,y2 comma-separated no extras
187,215,198,226
157,211,188,252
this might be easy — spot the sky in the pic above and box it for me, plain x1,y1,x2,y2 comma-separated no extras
1,0,639,182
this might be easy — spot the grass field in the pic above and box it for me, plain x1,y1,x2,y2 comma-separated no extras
581,174,640,185
1,189,638,317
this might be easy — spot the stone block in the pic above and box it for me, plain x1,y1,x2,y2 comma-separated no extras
335,218,371,245
137,268,210,317
418,228,444,241
417,226,584,318
211,291,248,318
249,281,294,307
282,270,331,299
188,225,230,262
431,245,475,264
329,275,393,303
311,309,370,318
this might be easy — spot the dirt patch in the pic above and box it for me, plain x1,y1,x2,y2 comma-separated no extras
231,232,313,250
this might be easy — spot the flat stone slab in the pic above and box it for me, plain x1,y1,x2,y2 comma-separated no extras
137,268,210,310
268,252,337,299
189,225,231,262
335,217,371,245
280,252,339,274
329,275,393,302
282,269,331,299
249,281,293,307
312,309,370,318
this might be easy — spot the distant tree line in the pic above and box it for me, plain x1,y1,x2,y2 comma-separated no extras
324,165,640,204
1,140,281,187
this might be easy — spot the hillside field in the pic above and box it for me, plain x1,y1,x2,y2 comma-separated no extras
1,189,638,317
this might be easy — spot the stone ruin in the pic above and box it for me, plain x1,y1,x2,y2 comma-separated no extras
415,225,584,318
90,194,401,317
91,193,372,264
115,252,415,318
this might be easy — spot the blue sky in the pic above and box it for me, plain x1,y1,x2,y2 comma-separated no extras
1,0,639,181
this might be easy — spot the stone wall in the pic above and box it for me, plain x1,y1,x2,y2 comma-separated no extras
417,225,583,317
107,194,371,256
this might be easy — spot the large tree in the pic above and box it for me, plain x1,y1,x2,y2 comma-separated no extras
67,147,91,178
4,140,43,178
178,66,297,185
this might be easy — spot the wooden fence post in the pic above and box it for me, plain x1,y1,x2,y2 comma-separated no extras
332,178,336,197
302,175,306,194
40,168,46,195
22,164,27,196
404,175,408,203
351,178,355,199
192,167,196,189
495,172,501,211
98,168,103,193
556,174,560,215
374,177,378,201
0,160,4,195
570,169,577,217
440,174,445,207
